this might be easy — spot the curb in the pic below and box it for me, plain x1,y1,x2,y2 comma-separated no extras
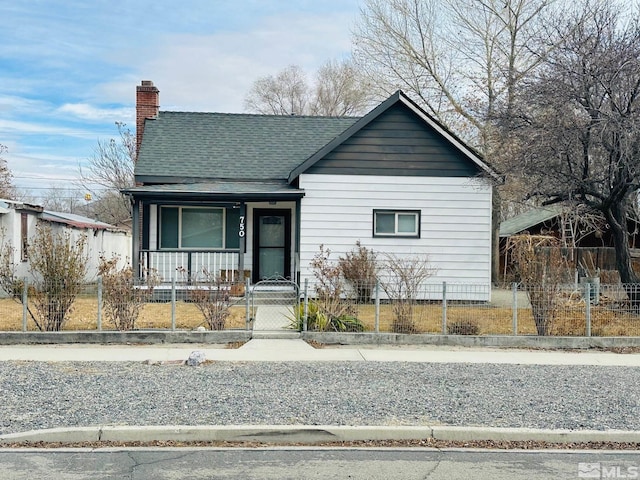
0,331,252,346
303,332,640,350
2,425,639,445
4,331,640,350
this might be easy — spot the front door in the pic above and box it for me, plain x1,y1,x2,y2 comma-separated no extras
253,209,291,282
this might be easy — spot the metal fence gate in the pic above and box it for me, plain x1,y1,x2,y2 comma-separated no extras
250,276,299,335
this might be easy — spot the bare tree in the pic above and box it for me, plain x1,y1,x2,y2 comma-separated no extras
78,122,135,227
353,0,558,143
310,59,373,116
500,3,640,288
0,145,16,200
245,60,373,116
244,65,309,115
37,185,85,213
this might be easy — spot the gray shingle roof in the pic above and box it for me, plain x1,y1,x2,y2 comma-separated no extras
135,112,360,181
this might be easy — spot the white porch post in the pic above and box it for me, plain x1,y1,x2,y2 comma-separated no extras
295,198,301,283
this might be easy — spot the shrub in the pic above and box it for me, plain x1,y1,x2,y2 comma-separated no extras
378,253,436,334
99,254,159,330
506,234,569,335
189,268,231,330
0,224,88,331
310,245,354,321
447,320,480,335
290,301,365,332
338,241,379,303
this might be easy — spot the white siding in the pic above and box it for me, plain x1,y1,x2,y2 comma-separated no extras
0,210,131,285
298,174,492,296
0,209,37,279
83,228,132,281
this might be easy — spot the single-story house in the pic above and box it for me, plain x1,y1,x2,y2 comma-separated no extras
125,81,499,299
0,199,132,284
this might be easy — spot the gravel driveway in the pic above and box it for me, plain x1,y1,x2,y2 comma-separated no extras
1,361,639,435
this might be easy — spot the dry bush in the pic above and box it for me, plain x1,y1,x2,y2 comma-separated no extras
447,320,480,335
99,254,159,330
338,241,379,303
309,245,355,328
506,234,570,335
378,253,436,334
189,268,231,330
0,224,88,331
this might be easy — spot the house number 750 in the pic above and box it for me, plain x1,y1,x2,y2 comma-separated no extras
239,216,245,237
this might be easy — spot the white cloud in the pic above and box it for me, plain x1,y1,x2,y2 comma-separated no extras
0,119,100,139
98,9,356,112
0,95,48,114
57,103,134,123
8,150,84,191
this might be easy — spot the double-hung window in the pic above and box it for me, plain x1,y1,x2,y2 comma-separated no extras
373,209,420,238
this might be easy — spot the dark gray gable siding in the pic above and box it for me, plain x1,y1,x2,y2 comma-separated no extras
305,103,480,177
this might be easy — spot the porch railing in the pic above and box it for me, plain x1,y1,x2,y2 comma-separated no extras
139,249,240,282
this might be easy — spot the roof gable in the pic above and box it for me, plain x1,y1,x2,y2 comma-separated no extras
288,91,499,182
135,90,498,186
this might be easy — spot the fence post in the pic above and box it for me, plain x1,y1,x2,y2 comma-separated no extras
512,282,518,335
585,282,591,337
97,277,103,331
245,277,251,331
442,281,447,334
303,278,308,332
374,280,380,334
22,277,28,332
171,277,176,331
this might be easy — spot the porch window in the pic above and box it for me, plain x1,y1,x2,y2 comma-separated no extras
160,207,239,249
373,210,420,238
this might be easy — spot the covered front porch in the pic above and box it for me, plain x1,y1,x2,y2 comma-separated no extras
124,181,304,284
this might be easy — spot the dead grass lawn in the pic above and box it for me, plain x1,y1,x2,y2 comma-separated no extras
1,297,639,336
0,297,248,331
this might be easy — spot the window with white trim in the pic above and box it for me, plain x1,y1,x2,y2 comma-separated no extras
373,210,420,238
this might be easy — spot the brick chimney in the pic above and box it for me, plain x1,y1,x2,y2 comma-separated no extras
136,80,160,159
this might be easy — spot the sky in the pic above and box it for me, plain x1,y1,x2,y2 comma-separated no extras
0,0,361,199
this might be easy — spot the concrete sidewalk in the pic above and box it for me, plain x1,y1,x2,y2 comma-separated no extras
2,340,640,446
1,339,640,365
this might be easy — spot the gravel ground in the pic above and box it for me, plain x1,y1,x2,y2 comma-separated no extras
1,361,639,435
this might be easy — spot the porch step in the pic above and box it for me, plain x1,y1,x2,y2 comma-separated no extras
251,331,301,340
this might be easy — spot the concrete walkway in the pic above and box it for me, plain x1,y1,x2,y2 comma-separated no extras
1,340,640,365
252,305,293,331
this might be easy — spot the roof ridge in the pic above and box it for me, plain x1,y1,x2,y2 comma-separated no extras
158,110,361,120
